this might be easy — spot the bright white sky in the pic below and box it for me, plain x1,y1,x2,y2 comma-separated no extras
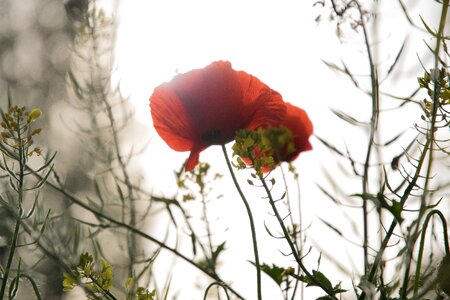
113,1,440,299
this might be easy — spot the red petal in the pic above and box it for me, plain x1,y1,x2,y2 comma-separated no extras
184,145,206,171
169,61,247,143
235,70,286,130
281,102,313,161
150,83,196,151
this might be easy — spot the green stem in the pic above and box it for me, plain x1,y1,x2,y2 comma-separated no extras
280,166,303,300
400,1,448,298
23,165,246,300
413,210,449,297
10,273,43,300
362,1,448,291
0,209,22,298
221,144,262,300
258,174,338,299
0,114,26,298
360,138,431,300
203,281,230,300
356,1,380,275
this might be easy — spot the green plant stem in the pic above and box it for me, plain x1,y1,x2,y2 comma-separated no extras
359,138,431,300
400,1,448,298
280,166,303,300
413,209,449,297
356,1,380,275
87,275,118,300
221,144,262,300
103,88,137,277
258,175,338,299
10,273,43,300
360,2,448,298
43,177,245,299
0,208,22,298
203,281,230,300
1,150,248,300
0,115,26,299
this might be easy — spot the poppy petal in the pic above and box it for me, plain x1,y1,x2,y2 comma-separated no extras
235,70,286,130
280,103,313,161
170,61,248,143
150,83,196,151
185,145,206,171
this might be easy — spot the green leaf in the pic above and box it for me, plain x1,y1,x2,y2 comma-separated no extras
384,200,404,223
211,242,226,267
419,15,437,37
260,263,286,286
313,270,333,290
333,283,347,294
291,273,315,286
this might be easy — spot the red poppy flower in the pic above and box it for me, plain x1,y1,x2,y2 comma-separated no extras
150,61,286,171
275,102,313,162
238,102,313,173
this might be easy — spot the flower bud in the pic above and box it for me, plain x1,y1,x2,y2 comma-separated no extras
27,108,42,123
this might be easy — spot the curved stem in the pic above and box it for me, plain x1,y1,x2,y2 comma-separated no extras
9,273,43,300
400,1,449,298
30,167,245,300
203,281,230,300
413,209,449,297
258,174,338,299
360,138,431,300
221,144,262,300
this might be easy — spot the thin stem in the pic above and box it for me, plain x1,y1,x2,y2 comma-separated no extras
12,273,43,300
0,208,22,298
258,174,338,299
0,113,26,298
361,138,431,300
200,191,214,258
356,1,380,275
103,87,137,277
413,210,449,297
27,166,246,300
280,166,303,300
221,144,262,300
203,281,230,300
400,1,448,297
88,275,118,300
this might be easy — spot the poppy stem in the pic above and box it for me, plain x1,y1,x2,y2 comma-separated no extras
258,174,339,300
221,144,262,300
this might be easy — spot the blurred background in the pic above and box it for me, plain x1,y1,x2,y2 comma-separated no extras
0,0,447,299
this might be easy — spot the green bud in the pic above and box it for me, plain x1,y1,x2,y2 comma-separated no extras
27,108,42,123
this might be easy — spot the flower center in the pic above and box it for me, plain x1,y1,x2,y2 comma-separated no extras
201,129,222,144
